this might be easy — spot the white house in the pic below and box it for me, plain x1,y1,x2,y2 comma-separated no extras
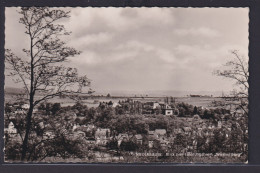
22,104,30,110
95,128,111,145
162,104,174,116
152,102,160,109
164,109,173,116
155,129,167,137
117,133,129,146
4,122,17,134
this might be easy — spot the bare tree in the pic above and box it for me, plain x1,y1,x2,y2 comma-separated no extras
5,7,92,161
214,50,249,115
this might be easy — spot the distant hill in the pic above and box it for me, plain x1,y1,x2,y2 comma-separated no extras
5,87,226,97
5,87,26,95
92,89,225,97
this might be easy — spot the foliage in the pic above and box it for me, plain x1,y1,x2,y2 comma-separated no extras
120,140,138,151
106,138,118,150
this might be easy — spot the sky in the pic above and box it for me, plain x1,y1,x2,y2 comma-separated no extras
5,7,249,96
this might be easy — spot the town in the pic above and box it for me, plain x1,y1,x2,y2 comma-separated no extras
4,97,248,162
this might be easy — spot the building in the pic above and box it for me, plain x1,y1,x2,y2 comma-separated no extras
154,129,167,137
142,102,160,114
86,124,96,131
112,102,121,108
43,131,55,139
85,137,96,145
95,128,111,145
148,136,156,148
21,104,30,109
148,129,167,147
164,109,174,116
183,127,192,135
134,134,143,145
117,133,129,146
4,122,17,134
74,131,86,138
72,124,81,131
161,104,174,116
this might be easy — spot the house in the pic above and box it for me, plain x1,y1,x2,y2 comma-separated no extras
193,114,201,120
43,131,55,139
218,121,222,128
134,134,143,145
208,125,213,130
75,131,85,138
14,109,26,114
21,104,30,109
152,102,160,109
183,127,192,135
142,102,160,114
112,102,121,108
158,137,169,149
72,124,81,131
148,129,167,142
143,102,156,109
173,128,183,134
147,129,168,148
196,128,203,136
95,128,111,145
85,137,96,145
4,122,17,134
148,136,156,148
117,133,129,146
164,109,174,116
86,124,96,131
148,140,154,148
148,130,155,137
155,129,167,137
161,104,174,116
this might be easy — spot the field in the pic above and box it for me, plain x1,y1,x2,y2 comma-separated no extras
4,87,227,109
28,96,225,109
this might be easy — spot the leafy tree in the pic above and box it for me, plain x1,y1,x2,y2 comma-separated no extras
5,7,92,161
86,107,96,121
5,141,22,161
45,103,52,115
152,139,162,151
196,135,207,153
193,106,198,115
115,107,124,115
37,102,46,111
120,140,138,151
108,101,113,106
209,129,226,154
106,138,118,150
51,103,61,115
5,103,15,114
173,133,188,153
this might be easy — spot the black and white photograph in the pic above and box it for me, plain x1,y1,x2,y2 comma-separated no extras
4,7,249,163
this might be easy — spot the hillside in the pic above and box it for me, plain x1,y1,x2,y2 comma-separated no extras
5,87,25,95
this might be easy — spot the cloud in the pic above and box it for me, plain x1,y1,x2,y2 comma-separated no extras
174,27,220,38
174,43,249,72
115,40,176,63
66,7,175,36
4,7,248,93
68,32,114,49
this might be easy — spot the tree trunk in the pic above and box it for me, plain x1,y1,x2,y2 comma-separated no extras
21,32,35,161
21,102,34,161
